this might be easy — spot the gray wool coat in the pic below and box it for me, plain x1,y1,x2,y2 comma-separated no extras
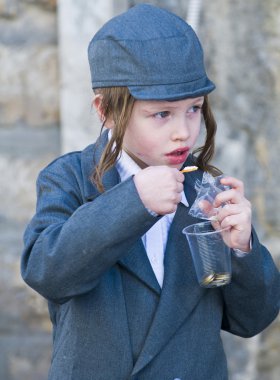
21,130,280,380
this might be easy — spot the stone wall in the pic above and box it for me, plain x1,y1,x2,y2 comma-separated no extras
0,0,279,379
0,1,58,379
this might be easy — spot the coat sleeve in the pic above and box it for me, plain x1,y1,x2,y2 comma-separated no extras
221,228,280,337
21,159,158,304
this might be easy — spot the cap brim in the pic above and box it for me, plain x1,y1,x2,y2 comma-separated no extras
128,76,215,101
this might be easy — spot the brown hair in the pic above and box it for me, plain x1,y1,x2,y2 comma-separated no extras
92,87,221,192
193,96,222,176
92,87,136,192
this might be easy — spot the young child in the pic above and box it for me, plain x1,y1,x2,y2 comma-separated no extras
21,4,279,380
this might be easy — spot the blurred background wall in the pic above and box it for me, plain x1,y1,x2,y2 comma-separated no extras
0,0,279,379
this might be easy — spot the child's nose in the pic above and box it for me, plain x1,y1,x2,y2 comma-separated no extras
171,119,190,141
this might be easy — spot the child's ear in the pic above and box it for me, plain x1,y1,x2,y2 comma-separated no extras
92,94,114,129
92,94,103,120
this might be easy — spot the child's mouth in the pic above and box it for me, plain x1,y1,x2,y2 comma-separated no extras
166,148,189,165
174,150,184,156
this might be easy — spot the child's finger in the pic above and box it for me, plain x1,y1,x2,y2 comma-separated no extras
198,199,213,214
216,203,250,222
198,199,220,219
219,213,249,230
214,188,243,207
175,170,185,183
220,176,244,193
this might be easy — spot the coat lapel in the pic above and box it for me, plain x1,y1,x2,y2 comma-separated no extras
81,130,161,294
118,241,161,295
132,169,206,375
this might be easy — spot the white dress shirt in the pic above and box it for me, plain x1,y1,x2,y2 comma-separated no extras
115,149,189,287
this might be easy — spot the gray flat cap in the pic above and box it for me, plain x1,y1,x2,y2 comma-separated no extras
88,4,215,100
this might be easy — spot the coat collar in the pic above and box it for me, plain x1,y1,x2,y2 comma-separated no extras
81,129,120,201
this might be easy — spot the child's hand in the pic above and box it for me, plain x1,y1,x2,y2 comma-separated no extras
212,176,252,252
134,166,184,215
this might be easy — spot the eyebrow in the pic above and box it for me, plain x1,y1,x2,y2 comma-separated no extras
142,104,178,112
141,97,204,113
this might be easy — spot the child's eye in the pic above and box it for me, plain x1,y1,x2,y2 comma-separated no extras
188,105,202,114
154,111,170,119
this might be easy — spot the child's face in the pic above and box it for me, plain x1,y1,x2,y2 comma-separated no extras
123,97,204,169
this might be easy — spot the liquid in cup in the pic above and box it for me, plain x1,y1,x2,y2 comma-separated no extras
182,221,231,287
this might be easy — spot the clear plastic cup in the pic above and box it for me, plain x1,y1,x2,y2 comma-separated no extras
182,221,231,287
